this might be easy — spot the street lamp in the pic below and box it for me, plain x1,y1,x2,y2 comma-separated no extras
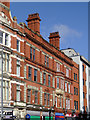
49,107,53,120
0,45,3,120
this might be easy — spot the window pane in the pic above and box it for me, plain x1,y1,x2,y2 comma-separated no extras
34,69,37,81
60,96,62,108
57,77,59,89
35,91,38,104
43,73,46,85
27,89,31,103
17,40,20,52
0,58,2,71
0,31,3,43
66,68,69,77
47,57,49,67
44,93,47,105
5,33,9,46
65,82,67,92
68,84,70,93
28,66,32,80
30,47,32,60
17,60,20,76
47,94,50,106
16,85,20,101
45,56,46,66
33,49,35,61
3,87,5,100
7,54,9,71
48,75,50,87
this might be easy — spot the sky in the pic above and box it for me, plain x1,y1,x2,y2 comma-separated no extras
10,1,88,60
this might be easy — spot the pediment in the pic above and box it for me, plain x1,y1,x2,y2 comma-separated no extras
0,11,11,26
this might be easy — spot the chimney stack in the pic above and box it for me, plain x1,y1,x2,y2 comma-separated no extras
26,13,41,34
49,32,60,49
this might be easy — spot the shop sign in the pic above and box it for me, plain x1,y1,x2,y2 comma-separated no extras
55,113,64,120
25,114,31,119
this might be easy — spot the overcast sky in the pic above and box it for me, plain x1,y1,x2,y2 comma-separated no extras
10,1,88,60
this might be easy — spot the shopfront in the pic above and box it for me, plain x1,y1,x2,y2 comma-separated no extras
27,110,53,120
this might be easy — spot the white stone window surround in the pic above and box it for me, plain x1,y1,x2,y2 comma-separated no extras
0,51,10,73
0,79,10,101
0,30,10,47
0,28,25,55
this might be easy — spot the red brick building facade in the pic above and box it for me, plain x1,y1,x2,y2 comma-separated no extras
0,1,80,119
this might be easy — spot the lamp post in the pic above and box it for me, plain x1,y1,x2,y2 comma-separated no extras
49,107,53,120
49,109,51,120
0,46,3,120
